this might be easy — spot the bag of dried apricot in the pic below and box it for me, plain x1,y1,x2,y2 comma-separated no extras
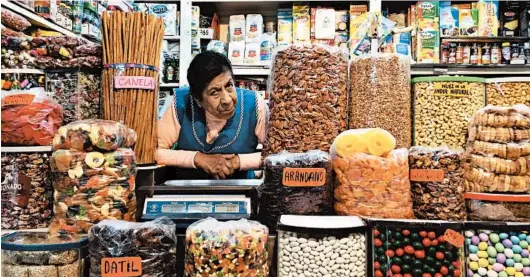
331,128,414,219
1,87,63,146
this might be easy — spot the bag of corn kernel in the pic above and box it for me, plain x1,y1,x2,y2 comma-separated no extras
330,128,414,219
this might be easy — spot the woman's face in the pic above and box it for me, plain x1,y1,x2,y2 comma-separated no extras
197,71,237,120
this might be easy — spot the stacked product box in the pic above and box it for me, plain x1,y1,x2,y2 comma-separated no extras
416,2,440,63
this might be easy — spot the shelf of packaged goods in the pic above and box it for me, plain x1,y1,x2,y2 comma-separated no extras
160,83,180,88
441,36,530,43
2,1,97,44
232,66,271,76
411,64,530,75
1,146,53,153
1,68,46,74
164,36,181,41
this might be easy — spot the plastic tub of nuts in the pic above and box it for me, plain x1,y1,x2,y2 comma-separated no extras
1,232,88,277
277,215,367,277
412,76,486,149
367,218,465,277
486,77,530,107
465,193,530,222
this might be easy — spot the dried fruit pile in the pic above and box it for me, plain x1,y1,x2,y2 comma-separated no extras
264,45,347,157
1,89,63,146
185,218,269,277
331,129,414,219
257,150,334,231
409,147,466,221
349,54,412,148
1,152,53,229
89,217,177,277
49,120,137,235
464,104,530,193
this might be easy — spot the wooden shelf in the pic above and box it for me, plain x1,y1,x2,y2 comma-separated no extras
1,146,53,153
232,66,271,76
1,68,46,74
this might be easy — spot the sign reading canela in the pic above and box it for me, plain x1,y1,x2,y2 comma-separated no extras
114,76,155,90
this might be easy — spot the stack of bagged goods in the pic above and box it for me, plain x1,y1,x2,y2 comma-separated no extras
349,54,411,148
264,45,347,156
49,120,138,234
409,147,467,221
257,150,334,230
1,152,53,230
331,128,414,219
184,218,270,277
464,104,530,193
1,87,63,146
228,13,267,66
89,217,177,277
1,35,102,69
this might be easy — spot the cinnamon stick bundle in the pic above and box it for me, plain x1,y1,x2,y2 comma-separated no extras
101,12,164,164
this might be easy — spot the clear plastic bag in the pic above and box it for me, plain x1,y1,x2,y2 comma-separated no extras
1,88,63,146
257,150,334,230
349,54,411,148
1,9,31,31
88,217,177,277
409,147,466,221
465,193,530,222
53,120,137,152
264,45,347,157
332,129,413,218
185,218,269,277
1,152,53,229
486,77,530,107
464,104,530,193
412,76,486,148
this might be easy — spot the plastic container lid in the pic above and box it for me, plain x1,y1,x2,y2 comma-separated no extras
411,76,486,84
1,232,88,251
277,215,366,233
485,77,530,83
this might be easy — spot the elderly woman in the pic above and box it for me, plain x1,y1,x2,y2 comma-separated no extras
157,51,268,179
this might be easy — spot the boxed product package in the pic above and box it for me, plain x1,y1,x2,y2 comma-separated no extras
335,31,348,49
191,6,200,49
459,8,479,36
393,30,412,57
335,10,348,31
147,4,177,36
228,42,245,65
293,2,310,44
278,9,293,46
417,1,439,19
417,29,440,63
34,0,58,21
349,5,368,47
246,14,263,43
440,2,459,37
478,0,499,37
229,15,245,42
244,42,260,64
501,1,519,37
259,33,276,65
315,8,335,40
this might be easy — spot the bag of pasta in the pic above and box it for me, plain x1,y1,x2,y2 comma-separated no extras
331,128,414,219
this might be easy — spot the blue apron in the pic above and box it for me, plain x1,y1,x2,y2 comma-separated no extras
171,87,258,179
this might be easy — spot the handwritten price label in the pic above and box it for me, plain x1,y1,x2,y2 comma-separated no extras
1,94,35,106
410,169,445,182
444,229,464,248
282,168,326,187
101,257,142,277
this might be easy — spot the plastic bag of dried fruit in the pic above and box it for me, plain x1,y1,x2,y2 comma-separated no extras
464,104,530,193
185,218,269,277
1,9,31,31
1,87,63,146
89,217,177,276
349,53,411,148
53,119,137,152
263,44,348,157
257,150,334,230
331,128,414,219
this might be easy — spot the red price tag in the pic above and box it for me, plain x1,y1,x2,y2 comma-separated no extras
1,94,35,106
410,169,445,182
444,229,464,248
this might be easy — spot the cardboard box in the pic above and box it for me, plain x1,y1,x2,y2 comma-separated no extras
335,10,348,31
293,2,311,44
147,4,178,36
478,0,499,37
417,30,440,63
278,8,293,46
440,2,459,37
417,2,439,20
349,4,368,43
459,8,478,36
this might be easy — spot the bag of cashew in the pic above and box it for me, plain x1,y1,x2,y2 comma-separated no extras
263,44,348,157
412,76,486,149
349,54,412,148
464,104,530,193
486,77,530,107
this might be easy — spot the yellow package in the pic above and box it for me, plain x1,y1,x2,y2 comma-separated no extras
417,30,440,64
477,0,499,37
293,3,310,44
349,4,368,44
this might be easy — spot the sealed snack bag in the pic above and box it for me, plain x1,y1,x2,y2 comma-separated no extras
2,87,63,146
331,128,414,219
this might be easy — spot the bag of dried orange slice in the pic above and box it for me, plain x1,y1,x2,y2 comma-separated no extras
1,87,63,146
330,128,414,219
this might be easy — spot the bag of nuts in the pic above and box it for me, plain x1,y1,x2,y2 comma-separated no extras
465,192,530,222
464,104,530,193
349,54,412,148
412,76,486,149
263,45,347,157
486,77,530,107
409,146,466,221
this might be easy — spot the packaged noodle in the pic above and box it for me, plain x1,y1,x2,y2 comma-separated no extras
331,129,414,219
185,218,269,277
52,119,137,152
2,88,63,146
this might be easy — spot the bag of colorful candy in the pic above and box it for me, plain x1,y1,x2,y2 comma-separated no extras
185,218,270,277
1,87,63,146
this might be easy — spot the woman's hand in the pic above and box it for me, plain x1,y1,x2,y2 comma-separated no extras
194,153,240,179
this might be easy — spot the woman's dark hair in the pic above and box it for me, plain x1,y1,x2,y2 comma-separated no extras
187,51,233,101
